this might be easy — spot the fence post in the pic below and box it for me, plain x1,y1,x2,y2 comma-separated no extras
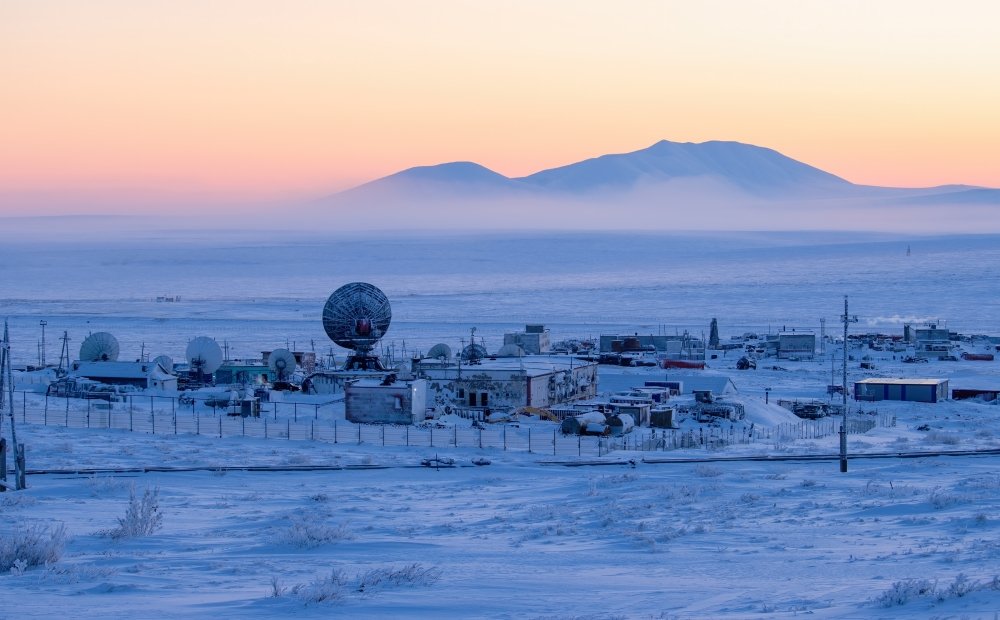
173,412,177,434
87,399,91,428
479,427,483,449
218,416,222,438
264,418,268,439
406,425,409,447
0,438,7,492
578,434,581,456
358,424,361,445
287,419,290,440
503,425,507,451
454,425,458,448
150,396,154,414
311,420,315,441
130,409,133,432
334,420,338,443
152,412,155,435
242,416,246,436
528,427,532,453
22,391,26,421
44,393,48,424
553,430,556,456
315,405,318,420
294,403,298,422
430,427,433,447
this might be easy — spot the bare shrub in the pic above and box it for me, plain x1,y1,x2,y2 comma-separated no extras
273,515,353,548
928,487,964,510
693,465,723,478
290,568,348,604
283,563,441,604
355,563,442,592
923,431,961,446
0,522,67,572
102,487,163,539
872,578,936,607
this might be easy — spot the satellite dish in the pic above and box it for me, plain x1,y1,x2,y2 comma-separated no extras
322,282,391,354
496,344,525,357
427,343,452,360
79,332,120,362
186,336,223,375
153,355,174,372
268,348,297,381
461,343,488,361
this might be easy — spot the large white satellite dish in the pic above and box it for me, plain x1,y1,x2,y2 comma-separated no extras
79,332,120,362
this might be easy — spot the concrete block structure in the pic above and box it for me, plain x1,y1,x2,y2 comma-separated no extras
345,377,427,424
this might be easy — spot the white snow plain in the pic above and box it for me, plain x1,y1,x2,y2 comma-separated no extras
3,230,1000,618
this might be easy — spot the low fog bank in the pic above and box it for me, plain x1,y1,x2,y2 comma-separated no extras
3,177,998,246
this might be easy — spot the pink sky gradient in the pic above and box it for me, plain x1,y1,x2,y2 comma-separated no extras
2,0,999,214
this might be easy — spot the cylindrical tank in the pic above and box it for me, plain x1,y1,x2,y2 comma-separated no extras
623,337,641,351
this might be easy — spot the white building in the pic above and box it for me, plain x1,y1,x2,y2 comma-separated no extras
416,355,598,411
345,377,427,424
777,333,816,360
503,324,551,355
70,361,178,392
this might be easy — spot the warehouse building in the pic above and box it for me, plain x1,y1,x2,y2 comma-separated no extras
70,360,177,391
854,378,949,403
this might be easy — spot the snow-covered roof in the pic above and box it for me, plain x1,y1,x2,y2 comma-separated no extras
662,374,737,394
855,378,948,386
71,361,174,380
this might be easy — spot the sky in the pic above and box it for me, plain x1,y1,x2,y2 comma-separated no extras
2,0,999,215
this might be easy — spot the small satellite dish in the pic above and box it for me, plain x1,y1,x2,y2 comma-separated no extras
268,348,297,381
427,343,452,360
186,336,223,375
79,332,120,362
152,355,174,372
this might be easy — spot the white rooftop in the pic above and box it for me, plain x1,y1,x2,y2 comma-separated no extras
855,378,948,386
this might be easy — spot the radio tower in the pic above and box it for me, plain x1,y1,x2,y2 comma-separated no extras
840,296,858,473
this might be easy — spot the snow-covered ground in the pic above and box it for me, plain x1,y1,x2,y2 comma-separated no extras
3,230,1000,617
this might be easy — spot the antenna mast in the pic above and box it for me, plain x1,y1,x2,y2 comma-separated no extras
840,296,858,473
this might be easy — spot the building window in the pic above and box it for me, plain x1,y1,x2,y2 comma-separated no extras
458,388,465,398
469,392,477,407
480,393,488,407
394,396,403,410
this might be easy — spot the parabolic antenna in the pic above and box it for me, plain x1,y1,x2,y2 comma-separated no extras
186,336,223,374
426,343,452,361
461,343,488,361
322,282,392,354
79,332,120,362
153,355,174,372
268,348,297,381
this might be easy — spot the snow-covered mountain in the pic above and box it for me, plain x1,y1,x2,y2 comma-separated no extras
315,139,1000,232
515,140,851,194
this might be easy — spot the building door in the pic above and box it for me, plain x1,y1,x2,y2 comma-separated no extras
480,393,489,407
469,392,476,407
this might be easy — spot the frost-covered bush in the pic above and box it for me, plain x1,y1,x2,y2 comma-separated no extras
0,522,67,572
923,431,961,446
102,487,163,539
273,515,353,548
872,574,1000,607
694,465,723,478
872,578,936,607
281,564,440,605
928,487,964,510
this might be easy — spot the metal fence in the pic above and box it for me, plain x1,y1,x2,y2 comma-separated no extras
8,391,893,457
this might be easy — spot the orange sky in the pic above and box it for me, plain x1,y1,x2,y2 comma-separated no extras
2,0,999,214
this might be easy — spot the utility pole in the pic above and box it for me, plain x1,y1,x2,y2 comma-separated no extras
57,331,70,375
39,320,47,368
840,296,858,473
2,320,25,489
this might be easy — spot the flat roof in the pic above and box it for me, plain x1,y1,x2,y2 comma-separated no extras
854,378,948,386
422,355,595,378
